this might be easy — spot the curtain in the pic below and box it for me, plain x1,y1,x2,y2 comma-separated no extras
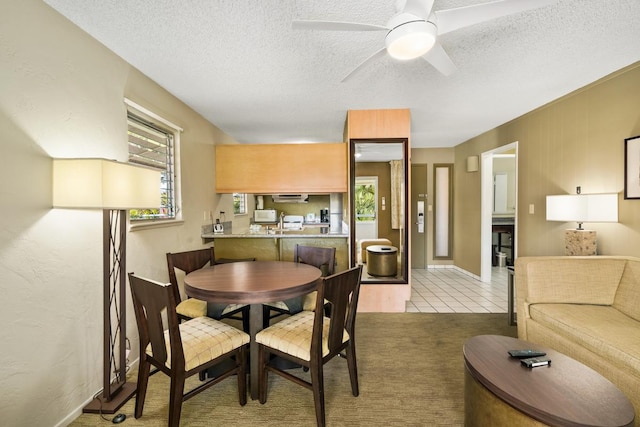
390,160,404,229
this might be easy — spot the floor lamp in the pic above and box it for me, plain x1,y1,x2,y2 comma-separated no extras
53,159,160,413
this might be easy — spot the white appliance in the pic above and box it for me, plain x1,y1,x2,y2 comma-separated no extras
254,209,277,223
282,215,304,230
272,194,308,203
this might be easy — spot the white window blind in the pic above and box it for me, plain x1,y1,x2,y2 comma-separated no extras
127,113,176,220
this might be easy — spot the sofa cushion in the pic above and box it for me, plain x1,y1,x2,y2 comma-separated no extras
524,258,625,305
613,260,640,322
529,303,640,374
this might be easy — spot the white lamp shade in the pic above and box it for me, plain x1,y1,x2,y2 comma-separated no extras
53,158,161,209
546,193,618,223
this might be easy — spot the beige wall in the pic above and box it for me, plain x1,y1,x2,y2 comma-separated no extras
3,2,639,424
454,62,640,275
0,1,237,425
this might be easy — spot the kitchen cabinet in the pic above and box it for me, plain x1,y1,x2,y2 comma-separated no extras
201,232,349,272
347,109,411,139
215,143,347,193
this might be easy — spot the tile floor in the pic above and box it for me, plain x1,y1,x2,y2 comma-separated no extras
407,266,509,313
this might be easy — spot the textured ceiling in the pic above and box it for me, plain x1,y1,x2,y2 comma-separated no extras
44,0,640,148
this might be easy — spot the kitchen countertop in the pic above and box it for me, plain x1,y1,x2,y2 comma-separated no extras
202,229,348,239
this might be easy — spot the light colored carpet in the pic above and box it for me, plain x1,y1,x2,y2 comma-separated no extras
70,313,516,426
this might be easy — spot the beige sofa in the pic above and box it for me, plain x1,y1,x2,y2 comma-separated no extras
515,256,640,424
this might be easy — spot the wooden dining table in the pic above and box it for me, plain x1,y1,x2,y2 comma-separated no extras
184,260,322,400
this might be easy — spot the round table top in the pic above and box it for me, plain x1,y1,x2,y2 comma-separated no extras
184,260,322,304
366,245,398,254
463,335,635,427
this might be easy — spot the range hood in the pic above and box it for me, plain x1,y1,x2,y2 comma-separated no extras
272,194,309,203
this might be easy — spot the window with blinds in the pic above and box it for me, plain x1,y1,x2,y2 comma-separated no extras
127,112,176,220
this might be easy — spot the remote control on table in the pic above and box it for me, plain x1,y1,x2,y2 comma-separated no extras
521,357,552,368
508,349,547,358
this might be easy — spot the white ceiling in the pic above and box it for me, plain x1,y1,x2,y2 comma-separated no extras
44,0,640,149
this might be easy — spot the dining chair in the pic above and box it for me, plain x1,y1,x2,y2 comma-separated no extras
166,247,253,332
262,244,336,328
256,265,362,427
128,273,249,427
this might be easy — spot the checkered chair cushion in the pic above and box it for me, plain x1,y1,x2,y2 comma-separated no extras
264,292,321,312
176,298,206,319
147,316,249,371
255,311,349,361
176,299,247,319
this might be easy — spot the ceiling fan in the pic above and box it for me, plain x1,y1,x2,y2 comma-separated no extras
293,0,556,82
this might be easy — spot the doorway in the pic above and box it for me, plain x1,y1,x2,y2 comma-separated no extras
480,142,518,283
355,176,379,243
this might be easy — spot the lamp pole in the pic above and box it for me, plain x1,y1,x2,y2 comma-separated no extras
83,209,136,413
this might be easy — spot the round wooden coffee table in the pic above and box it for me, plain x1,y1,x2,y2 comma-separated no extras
463,335,635,426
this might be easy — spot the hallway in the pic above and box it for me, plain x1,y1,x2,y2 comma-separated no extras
407,267,508,313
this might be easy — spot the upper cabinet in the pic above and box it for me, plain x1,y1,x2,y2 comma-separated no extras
347,109,411,139
215,143,347,193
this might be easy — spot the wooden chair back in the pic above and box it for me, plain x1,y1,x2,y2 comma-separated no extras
262,245,337,326
129,274,184,372
166,247,215,305
129,273,248,426
257,265,363,427
294,245,336,277
312,265,362,357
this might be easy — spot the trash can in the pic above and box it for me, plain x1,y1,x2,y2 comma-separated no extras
366,245,398,277
497,252,507,268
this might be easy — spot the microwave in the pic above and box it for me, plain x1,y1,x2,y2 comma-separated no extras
254,209,277,223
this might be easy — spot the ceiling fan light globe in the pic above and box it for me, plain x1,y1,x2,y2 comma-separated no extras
385,20,436,61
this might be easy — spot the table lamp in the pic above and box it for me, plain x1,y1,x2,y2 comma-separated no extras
53,158,160,413
546,187,618,255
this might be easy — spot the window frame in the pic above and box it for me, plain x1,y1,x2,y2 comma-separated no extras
354,177,377,222
233,193,247,215
125,98,183,229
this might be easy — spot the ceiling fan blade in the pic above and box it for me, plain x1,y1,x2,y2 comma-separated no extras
401,0,435,19
342,47,388,83
435,0,557,35
292,20,388,32
422,42,457,76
